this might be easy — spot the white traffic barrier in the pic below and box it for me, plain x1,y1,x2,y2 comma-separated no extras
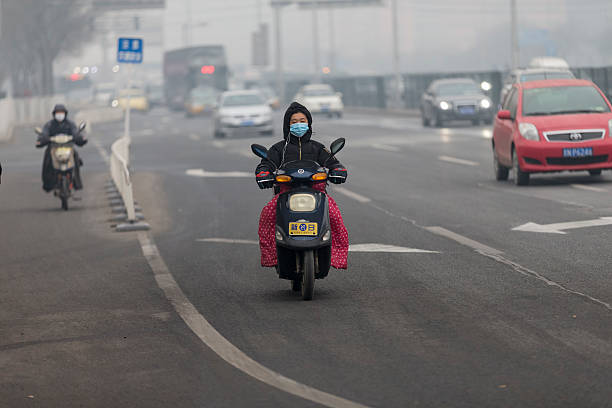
110,137,149,232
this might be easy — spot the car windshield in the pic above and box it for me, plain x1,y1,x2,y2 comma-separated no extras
520,72,574,82
222,94,263,107
303,87,334,97
522,86,610,116
436,83,480,96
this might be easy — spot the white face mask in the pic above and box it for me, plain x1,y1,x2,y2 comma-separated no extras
54,112,66,122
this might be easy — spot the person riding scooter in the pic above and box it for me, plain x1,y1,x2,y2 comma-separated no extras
37,104,87,192
255,102,349,269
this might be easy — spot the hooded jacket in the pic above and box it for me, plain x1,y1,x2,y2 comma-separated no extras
38,104,86,147
255,102,343,175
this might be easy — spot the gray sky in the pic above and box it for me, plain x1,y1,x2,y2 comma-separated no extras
60,0,612,77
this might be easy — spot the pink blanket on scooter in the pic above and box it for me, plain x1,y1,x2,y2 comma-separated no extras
258,182,348,269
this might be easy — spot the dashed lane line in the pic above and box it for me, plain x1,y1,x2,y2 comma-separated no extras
571,184,608,193
186,169,251,178
334,187,372,203
196,239,439,253
438,155,480,167
372,143,400,152
137,232,371,408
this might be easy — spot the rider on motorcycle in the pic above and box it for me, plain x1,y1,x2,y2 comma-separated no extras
37,104,87,192
255,102,349,269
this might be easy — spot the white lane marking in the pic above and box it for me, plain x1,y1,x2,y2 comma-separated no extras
334,187,372,203
512,217,612,234
349,244,438,253
212,140,226,148
186,169,251,178
196,239,438,254
188,133,201,141
425,226,503,255
197,238,259,245
571,183,608,193
372,143,400,152
420,226,612,311
438,155,480,167
137,232,370,408
141,129,154,136
92,139,110,164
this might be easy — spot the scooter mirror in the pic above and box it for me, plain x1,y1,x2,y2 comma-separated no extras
79,122,87,131
34,127,42,135
251,144,269,160
330,138,345,155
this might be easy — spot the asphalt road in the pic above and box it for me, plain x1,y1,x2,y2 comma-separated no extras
3,106,612,407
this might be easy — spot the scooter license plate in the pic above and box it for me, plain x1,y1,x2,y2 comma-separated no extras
289,222,318,236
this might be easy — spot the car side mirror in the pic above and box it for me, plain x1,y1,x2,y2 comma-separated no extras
497,110,512,120
34,127,42,135
79,122,87,131
330,138,345,155
251,144,269,160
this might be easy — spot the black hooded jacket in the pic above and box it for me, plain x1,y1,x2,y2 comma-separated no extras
37,104,86,147
255,102,343,175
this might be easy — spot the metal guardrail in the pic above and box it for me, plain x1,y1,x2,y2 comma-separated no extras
110,137,136,221
109,137,149,231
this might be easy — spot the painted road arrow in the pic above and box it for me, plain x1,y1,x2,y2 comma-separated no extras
512,217,612,234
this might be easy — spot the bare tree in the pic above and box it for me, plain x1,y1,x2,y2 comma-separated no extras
1,0,94,96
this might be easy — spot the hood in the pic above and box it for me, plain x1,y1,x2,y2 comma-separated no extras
283,102,313,142
437,93,487,104
219,105,270,116
521,112,612,133
52,104,68,116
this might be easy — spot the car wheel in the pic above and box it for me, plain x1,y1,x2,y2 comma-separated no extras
493,147,509,181
213,129,224,139
513,148,530,186
472,119,480,126
434,113,443,128
589,169,602,176
336,112,343,118
421,112,430,127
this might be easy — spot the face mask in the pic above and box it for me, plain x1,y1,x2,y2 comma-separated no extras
54,112,66,122
290,122,309,138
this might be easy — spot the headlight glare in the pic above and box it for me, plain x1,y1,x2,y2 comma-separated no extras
439,101,450,110
289,193,316,212
519,122,539,141
480,99,491,109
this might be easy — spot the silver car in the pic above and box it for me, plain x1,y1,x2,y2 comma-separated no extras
213,91,274,138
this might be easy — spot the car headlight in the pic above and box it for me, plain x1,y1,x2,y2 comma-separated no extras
289,193,316,212
518,122,539,141
480,99,491,109
608,119,612,138
439,101,450,110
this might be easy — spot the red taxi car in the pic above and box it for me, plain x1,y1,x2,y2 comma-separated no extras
492,79,612,185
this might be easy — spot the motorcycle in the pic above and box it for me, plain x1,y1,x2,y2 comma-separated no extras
35,122,86,211
251,137,345,300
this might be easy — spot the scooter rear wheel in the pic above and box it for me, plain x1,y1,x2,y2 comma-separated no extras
301,250,315,301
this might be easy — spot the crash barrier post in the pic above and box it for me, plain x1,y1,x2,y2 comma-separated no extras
109,137,150,232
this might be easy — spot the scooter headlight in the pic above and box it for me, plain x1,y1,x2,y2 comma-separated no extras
54,147,73,162
289,193,316,212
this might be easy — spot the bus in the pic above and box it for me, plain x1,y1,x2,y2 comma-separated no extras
163,45,229,110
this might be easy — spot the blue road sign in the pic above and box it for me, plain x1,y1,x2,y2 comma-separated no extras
117,38,143,63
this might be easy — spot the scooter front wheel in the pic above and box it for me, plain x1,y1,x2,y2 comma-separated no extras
301,250,315,301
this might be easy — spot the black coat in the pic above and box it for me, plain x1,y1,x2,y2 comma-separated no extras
38,117,86,147
255,102,343,175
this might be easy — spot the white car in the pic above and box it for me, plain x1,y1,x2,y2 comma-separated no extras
294,84,344,117
213,90,273,138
